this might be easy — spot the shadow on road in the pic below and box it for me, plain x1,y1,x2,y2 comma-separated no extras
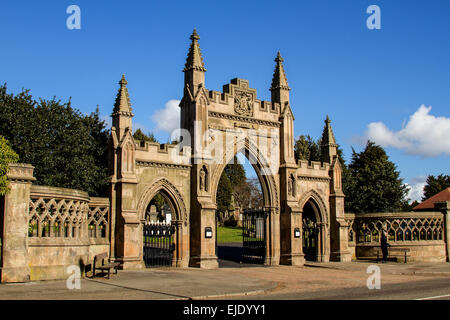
217,242,263,268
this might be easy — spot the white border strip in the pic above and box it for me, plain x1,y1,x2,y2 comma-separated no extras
416,294,450,300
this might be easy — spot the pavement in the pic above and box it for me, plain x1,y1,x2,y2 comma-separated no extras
1,260,450,300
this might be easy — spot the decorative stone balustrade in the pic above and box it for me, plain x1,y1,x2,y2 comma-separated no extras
1,164,111,282
345,211,447,262
28,186,109,239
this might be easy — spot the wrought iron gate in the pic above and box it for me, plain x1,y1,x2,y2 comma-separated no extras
143,222,175,267
242,208,268,264
302,217,318,261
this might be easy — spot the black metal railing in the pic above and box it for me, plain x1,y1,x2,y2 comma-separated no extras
242,208,268,264
143,222,175,267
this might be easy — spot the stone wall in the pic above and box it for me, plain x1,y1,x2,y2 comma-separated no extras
27,186,111,280
346,211,447,262
0,164,111,282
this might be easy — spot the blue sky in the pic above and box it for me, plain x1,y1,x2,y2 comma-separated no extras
1,1,449,202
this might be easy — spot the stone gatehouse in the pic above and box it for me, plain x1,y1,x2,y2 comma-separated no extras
109,29,350,269
3,30,448,283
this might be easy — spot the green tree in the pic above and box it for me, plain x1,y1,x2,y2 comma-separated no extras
150,193,166,213
294,135,310,161
0,136,19,195
133,128,158,143
295,134,351,199
217,172,233,214
345,141,408,213
337,145,354,207
224,156,246,187
223,156,249,209
402,200,420,212
422,174,450,201
0,84,110,196
294,135,320,162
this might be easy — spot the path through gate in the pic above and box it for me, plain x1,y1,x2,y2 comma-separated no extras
242,208,267,264
143,221,175,267
302,217,318,261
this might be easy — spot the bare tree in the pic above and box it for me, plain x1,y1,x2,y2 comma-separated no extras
248,178,263,208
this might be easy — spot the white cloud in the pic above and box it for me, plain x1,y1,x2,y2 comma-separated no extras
405,176,426,203
364,105,450,157
134,122,149,133
151,99,181,134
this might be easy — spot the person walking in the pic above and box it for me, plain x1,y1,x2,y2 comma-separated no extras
380,231,390,263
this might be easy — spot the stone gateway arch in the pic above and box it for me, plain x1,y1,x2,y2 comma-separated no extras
109,29,352,270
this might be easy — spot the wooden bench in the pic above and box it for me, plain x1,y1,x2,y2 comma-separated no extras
376,247,411,263
93,252,120,279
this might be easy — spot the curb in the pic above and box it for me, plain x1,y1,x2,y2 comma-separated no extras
170,282,279,300
393,271,450,276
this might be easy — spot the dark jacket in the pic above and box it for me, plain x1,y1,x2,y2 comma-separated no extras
380,234,390,249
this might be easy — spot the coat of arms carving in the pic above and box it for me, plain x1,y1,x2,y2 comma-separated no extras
234,90,253,116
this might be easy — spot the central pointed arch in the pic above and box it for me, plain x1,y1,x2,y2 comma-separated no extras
210,137,279,211
210,136,279,266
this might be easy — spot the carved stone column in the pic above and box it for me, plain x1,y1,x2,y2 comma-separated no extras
265,206,280,266
436,201,450,262
172,220,183,267
114,178,142,269
1,164,36,283
280,166,304,266
330,192,351,262
280,204,305,266
189,200,218,269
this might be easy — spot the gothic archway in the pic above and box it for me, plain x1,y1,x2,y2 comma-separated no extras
210,137,278,212
299,191,329,262
302,199,320,261
137,178,187,267
210,137,279,266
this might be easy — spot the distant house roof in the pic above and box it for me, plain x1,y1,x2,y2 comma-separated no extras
413,187,450,211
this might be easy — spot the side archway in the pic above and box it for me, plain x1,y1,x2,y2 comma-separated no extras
299,190,330,262
137,178,187,224
298,190,328,226
137,178,188,267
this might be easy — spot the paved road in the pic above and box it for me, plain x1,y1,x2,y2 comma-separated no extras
216,276,450,300
1,260,450,300
217,242,263,268
209,261,450,300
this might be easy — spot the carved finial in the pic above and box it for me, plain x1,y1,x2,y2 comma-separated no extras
270,51,290,92
183,29,206,72
119,74,127,87
322,115,337,146
190,28,200,41
113,74,133,115
275,51,284,63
